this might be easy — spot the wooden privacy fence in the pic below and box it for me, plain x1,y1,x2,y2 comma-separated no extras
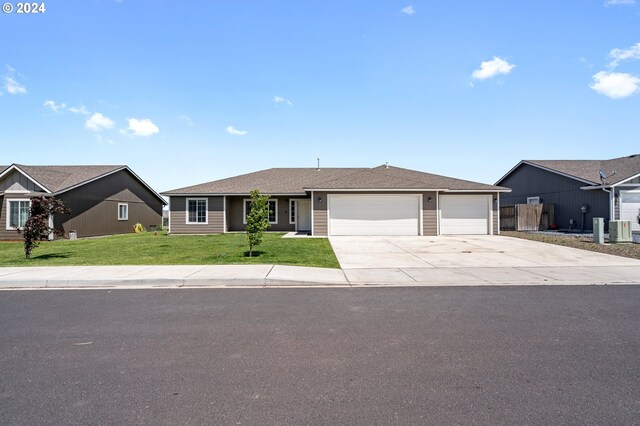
500,204,555,231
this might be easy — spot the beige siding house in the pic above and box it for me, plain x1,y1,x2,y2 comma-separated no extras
162,165,509,237
0,164,166,240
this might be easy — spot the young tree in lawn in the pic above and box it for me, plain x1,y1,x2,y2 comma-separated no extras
245,189,271,257
18,196,70,259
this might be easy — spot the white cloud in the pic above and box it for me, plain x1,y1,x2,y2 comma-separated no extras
605,0,635,5
43,100,66,112
590,71,640,99
180,115,194,126
471,56,515,80
5,77,26,94
401,5,415,15
273,95,293,106
609,42,640,68
85,112,115,131
226,126,248,136
126,118,159,137
68,105,90,115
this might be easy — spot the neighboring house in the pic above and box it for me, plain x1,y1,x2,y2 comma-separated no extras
0,164,166,240
496,154,640,231
162,165,509,237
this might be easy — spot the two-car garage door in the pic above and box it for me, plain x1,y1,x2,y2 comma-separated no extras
328,194,492,236
329,195,420,236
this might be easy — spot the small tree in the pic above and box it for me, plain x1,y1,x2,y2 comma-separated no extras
18,196,70,259
245,189,271,257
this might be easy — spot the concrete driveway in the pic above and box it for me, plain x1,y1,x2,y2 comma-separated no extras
329,235,640,285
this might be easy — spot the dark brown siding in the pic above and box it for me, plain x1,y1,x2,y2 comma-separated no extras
226,196,297,232
170,196,224,234
54,169,163,238
500,164,609,231
0,194,31,240
0,169,45,192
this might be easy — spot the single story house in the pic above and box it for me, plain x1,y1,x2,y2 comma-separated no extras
496,154,640,231
0,164,166,240
162,164,510,236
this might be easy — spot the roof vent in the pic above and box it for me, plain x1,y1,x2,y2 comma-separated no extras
316,157,320,171
385,162,389,169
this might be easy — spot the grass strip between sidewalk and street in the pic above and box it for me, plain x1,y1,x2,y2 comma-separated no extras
0,231,340,268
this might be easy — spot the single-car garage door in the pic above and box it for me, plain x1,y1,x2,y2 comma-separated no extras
439,195,491,235
328,194,420,236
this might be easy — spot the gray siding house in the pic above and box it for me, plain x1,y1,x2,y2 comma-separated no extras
496,154,640,231
0,164,166,240
162,165,510,237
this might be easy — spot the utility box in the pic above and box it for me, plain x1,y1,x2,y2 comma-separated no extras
593,218,604,244
69,231,77,240
609,220,632,243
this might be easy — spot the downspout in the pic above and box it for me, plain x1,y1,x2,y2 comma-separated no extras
602,187,614,223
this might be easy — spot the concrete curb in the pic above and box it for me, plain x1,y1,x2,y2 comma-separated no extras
1,264,640,290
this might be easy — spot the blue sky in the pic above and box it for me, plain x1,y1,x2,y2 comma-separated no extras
1,1,639,193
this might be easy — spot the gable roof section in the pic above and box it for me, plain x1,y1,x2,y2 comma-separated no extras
162,165,508,195
0,164,166,204
496,154,640,187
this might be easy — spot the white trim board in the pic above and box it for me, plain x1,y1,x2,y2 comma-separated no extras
185,197,209,225
0,165,51,193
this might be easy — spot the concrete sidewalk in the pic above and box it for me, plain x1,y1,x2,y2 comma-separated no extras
1,264,640,289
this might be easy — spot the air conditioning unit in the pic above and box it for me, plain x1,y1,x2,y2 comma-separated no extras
609,220,632,243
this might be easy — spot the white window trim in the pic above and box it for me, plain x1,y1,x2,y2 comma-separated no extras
186,197,208,225
6,198,31,231
243,198,278,224
289,199,297,225
118,203,129,221
527,196,541,204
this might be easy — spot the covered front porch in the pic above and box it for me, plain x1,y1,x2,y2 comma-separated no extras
225,195,312,233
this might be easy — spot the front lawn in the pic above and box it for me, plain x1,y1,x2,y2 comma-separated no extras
0,232,340,268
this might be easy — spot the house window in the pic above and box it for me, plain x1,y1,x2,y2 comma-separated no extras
244,199,278,224
118,203,129,221
527,197,541,204
6,199,30,230
186,198,208,224
289,200,296,224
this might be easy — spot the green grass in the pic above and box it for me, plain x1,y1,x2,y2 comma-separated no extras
0,232,340,268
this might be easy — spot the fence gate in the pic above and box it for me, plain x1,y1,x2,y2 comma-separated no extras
500,204,554,231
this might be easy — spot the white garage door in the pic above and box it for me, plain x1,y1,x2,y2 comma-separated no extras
329,195,420,236
440,195,491,235
620,189,640,232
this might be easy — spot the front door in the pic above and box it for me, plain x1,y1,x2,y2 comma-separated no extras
297,199,311,232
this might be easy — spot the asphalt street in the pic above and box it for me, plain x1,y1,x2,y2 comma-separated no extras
1,287,639,425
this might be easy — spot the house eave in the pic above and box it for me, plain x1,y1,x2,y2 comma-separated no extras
0,164,52,193
161,192,308,197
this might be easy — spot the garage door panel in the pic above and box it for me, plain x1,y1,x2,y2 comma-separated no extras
440,195,490,235
329,195,419,236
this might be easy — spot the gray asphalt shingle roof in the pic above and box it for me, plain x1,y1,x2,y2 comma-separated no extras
162,165,507,195
519,154,640,185
1,164,166,204
13,164,125,192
